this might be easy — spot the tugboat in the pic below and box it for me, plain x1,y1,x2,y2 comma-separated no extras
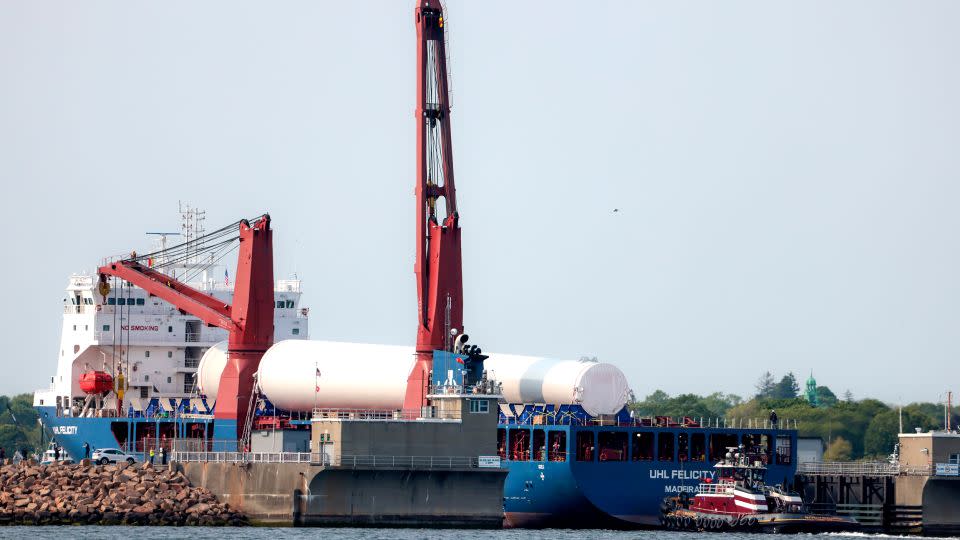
660,445,858,533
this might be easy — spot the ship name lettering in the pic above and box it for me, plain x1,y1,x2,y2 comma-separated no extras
649,469,715,480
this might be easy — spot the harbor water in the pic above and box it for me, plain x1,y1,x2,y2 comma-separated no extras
2,528,956,540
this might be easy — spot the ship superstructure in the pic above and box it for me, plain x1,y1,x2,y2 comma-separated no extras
34,207,308,424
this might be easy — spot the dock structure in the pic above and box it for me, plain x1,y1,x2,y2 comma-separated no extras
171,391,507,527
796,431,960,535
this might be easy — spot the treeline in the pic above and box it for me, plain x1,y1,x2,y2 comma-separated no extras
628,373,959,461
0,394,44,456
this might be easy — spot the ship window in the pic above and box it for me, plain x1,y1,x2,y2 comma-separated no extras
84,298,93,305
632,432,654,461
73,345,79,354
509,429,531,461
690,433,706,462
292,328,300,336
144,375,150,382
168,351,173,358
744,433,772,464
103,324,110,331
140,387,148,398
949,453,959,465
145,351,150,358
775,435,793,465
286,300,294,308
658,433,675,462
469,400,489,413
276,301,284,309
532,429,546,461
548,431,567,462
678,433,689,462
168,326,173,332
710,433,739,462
167,377,172,384
136,298,145,306
497,429,507,459
118,298,126,306
108,298,116,305
73,325,77,331
598,431,627,462
576,431,595,462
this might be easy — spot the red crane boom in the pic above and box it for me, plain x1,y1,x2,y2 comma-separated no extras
406,1,464,410
98,216,275,441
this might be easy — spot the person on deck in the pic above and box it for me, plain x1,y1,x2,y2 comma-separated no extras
83,442,90,460
769,409,778,429
54,445,60,462
149,448,155,465
160,447,167,465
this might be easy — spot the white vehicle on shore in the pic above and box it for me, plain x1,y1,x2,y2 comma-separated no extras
91,448,138,465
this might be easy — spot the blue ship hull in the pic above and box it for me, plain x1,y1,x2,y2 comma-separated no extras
498,414,797,529
37,404,797,530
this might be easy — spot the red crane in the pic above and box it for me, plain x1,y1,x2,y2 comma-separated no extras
406,1,464,410
97,216,275,441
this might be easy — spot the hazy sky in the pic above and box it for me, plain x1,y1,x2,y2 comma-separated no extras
1,1,957,404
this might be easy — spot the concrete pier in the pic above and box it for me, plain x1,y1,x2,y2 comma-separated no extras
176,393,508,527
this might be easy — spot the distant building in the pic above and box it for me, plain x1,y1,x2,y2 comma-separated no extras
797,437,824,463
805,371,818,407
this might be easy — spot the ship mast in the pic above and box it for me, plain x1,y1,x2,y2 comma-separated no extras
406,0,463,410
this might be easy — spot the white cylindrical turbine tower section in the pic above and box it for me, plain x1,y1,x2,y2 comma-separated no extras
257,340,418,412
483,354,630,416
196,341,228,400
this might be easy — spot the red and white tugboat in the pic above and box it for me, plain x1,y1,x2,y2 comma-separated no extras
660,445,858,533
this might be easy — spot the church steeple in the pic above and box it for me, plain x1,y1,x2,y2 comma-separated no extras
805,371,818,407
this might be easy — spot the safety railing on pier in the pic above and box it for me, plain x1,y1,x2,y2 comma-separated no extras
171,452,491,469
797,461,934,476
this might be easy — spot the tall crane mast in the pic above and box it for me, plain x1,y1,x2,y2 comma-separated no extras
97,216,275,442
406,0,463,410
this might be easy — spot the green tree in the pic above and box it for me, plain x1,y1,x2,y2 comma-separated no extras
772,373,800,399
816,386,838,407
823,436,853,461
864,409,938,458
755,371,776,398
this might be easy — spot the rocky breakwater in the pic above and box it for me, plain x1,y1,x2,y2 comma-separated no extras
0,460,247,526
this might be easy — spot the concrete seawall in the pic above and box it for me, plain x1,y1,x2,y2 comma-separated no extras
177,461,506,527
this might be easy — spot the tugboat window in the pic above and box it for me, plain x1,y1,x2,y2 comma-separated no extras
658,432,675,462
632,432,654,461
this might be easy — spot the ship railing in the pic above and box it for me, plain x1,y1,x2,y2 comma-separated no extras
797,461,910,476
428,381,503,396
310,407,461,422
503,414,800,430
695,483,735,495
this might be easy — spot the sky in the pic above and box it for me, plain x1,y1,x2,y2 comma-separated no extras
0,1,958,404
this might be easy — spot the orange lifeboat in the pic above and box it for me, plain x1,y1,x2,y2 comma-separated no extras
79,371,114,394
